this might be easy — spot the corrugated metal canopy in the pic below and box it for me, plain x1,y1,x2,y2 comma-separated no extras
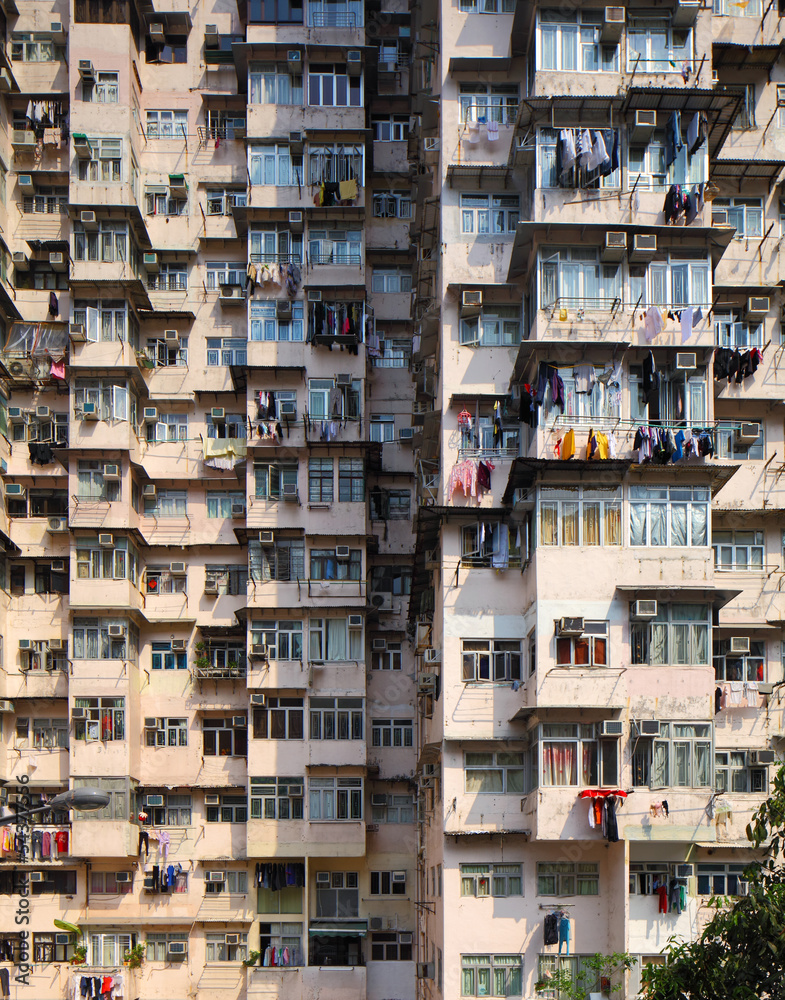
713,41,783,71
449,56,511,73
713,159,785,182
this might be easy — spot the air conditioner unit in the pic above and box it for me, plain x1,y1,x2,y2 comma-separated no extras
369,916,384,931
107,625,125,637
47,517,68,533
161,330,179,346
103,464,121,480
633,600,657,618
12,251,29,271
636,719,661,737
461,290,482,315
307,289,322,302
424,648,442,665
170,562,187,575
747,296,770,317
71,707,86,718
259,530,275,544
288,210,304,231
282,483,298,501
144,792,165,807
250,694,266,706
290,131,304,152
83,402,99,420
143,252,159,273
225,934,240,945
232,715,247,727
602,231,627,262
316,871,331,884
335,545,350,560
205,24,220,46
168,942,187,955
49,638,66,650
279,401,297,419
776,85,785,108
206,871,226,882
204,580,219,595
19,638,32,650
277,299,292,318
736,422,760,445
399,932,413,944
759,682,774,695
392,871,406,883
729,636,750,654
630,233,657,260
601,5,625,40
149,21,165,39
8,407,25,423
36,406,51,419
348,615,363,629
143,407,159,424
220,284,242,301
51,560,66,572
5,483,25,497
632,109,657,141
70,323,87,343
750,750,777,765
418,673,438,694
372,639,387,651
18,174,34,194
712,69,719,85
601,720,624,737
336,373,352,386
211,407,225,423
712,208,730,227
80,210,98,231
398,427,415,441
170,639,187,652
558,616,584,636
417,963,434,980
674,863,694,878
675,353,697,370
142,485,157,500
55,933,72,945
0,701,13,713
347,50,362,74
231,503,246,518
205,794,221,805
287,49,302,69
12,129,36,147
78,60,95,80
371,793,388,806
144,876,156,890
371,592,393,610
73,133,92,158
169,174,187,194
29,872,45,883
48,251,66,271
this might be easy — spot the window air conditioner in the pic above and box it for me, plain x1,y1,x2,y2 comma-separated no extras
392,871,406,883
51,560,67,572
250,694,266,706
336,373,352,386
418,673,438,694
307,289,322,301
461,290,482,313
205,794,221,805
558,616,584,636
143,252,159,273
0,701,13,713
602,231,627,262
277,299,292,318
149,22,165,40
316,871,331,884
80,210,98,230
601,5,625,42
372,639,387,651
287,50,302,69
50,251,67,270
398,427,415,441
98,533,114,547
777,85,785,107
631,233,657,259
170,562,186,575
70,323,87,343
36,406,51,419
49,638,66,650
288,210,304,231
231,503,246,518
747,296,770,317
279,400,297,419
19,638,32,649
83,402,99,420
47,518,67,533
143,407,159,424
371,793,388,806
635,719,661,737
204,580,219,595
674,863,694,878
164,329,179,343
107,625,126,637
211,407,225,422
348,614,363,629
259,530,275,543
8,407,25,422
144,876,156,890
225,934,240,945
632,109,657,142
29,872,45,883
424,648,441,664
12,251,29,270
346,50,362,74
736,422,760,445
289,131,304,151
399,932,413,944
672,0,699,26
205,24,220,47
601,720,624,737
206,871,226,882
633,600,657,618
232,716,247,727
55,933,72,945
71,707,86,719
417,963,434,980
675,353,697,370
103,464,120,479
335,545,351,559
171,639,187,651
750,750,776,765
712,208,730,226
712,69,719,85
78,60,95,80
5,483,25,497
282,483,298,501
168,942,187,955
146,793,165,806
729,636,750,654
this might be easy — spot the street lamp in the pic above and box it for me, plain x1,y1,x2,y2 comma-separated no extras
0,787,110,825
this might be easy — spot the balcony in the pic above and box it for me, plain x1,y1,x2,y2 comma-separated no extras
247,658,309,689
193,663,247,680
71,819,136,857
247,818,365,857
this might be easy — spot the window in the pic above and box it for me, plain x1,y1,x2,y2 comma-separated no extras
203,570,248,598
539,9,619,71
250,227,303,264
371,793,413,823
144,718,187,747
715,420,764,461
629,367,708,427
146,337,188,368
372,115,409,141
732,83,757,130
315,871,359,916
250,776,304,819
83,71,119,102
206,339,247,366
74,697,125,741
11,33,56,60
371,269,411,293
461,194,519,235
629,862,672,895
537,956,603,1000
539,246,620,309
715,751,767,794
309,777,363,820
73,777,128,820
255,464,299,501
76,460,120,502
145,34,188,63
635,254,710,309
206,188,247,215
369,488,410,520
147,110,188,139
632,722,712,788
249,145,303,186
34,933,75,962
203,719,248,757
540,487,621,546
713,638,764,682
148,262,188,289
309,617,363,661
77,138,122,181
371,337,411,368
368,718,411,748
461,955,523,997
629,486,709,547
713,530,764,571
251,620,303,659
308,458,334,501
73,619,139,661
205,871,248,894
714,313,763,349
715,0,762,13
371,932,413,961
205,262,245,289
372,192,411,218
29,718,69,749
308,64,362,106
206,933,247,962
250,538,305,582
146,412,188,442
8,488,67,516
308,229,362,265
249,62,303,104
144,491,187,520
459,83,518,123
459,306,522,346
538,724,618,787
146,934,188,961
696,864,751,896
627,17,692,72
537,862,599,896
259,923,304,964
555,621,609,667
369,565,411,597
339,458,364,501
372,641,403,671
207,491,246,517
310,548,362,581
460,864,523,897
627,134,667,188
253,697,304,739
151,641,188,670
21,186,68,215
73,303,137,346
308,0,362,25
465,751,526,794
712,198,762,238
308,378,362,420
370,870,407,895
76,539,139,584
461,640,522,682
90,933,135,967
538,127,619,189
310,698,363,740
250,300,304,341
74,222,129,264
631,603,710,666
206,794,248,823
140,791,191,827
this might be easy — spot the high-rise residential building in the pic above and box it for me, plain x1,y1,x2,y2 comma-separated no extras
407,0,785,997
0,1,419,998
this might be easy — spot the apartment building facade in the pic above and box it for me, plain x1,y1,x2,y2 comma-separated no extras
0,0,419,998
408,0,785,997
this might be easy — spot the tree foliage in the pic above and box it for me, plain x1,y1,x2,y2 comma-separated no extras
534,952,637,999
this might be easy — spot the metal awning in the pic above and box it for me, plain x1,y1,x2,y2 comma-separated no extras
513,95,623,134
712,159,785,185
628,461,739,497
693,841,764,849
616,584,743,608
308,921,368,937
449,56,511,73
502,458,631,504
713,41,783,72
621,86,745,160
715,622,780,631
447,828,531,837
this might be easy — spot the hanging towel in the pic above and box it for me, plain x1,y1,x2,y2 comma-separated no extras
587,130,609,172
487,120,499,142
680,306,694,343
338,178,358,201
562,428,575,460
579,129,593,167
467,120,480,144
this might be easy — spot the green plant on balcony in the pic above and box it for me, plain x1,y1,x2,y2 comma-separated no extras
242,951,261,968
123,944,145,968
227,660,239,673
194,656,210,673
195,641,205,652
71,945,88,965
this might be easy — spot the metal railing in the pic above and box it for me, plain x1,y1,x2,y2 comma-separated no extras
249,252,302,265
308,9,358,25
308,252,363,266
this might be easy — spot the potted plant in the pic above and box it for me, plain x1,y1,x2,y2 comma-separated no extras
71,945,88,965
194,641,205,652
227,660,239,675
242,951,261,968
194,656,210,674
123,944,145,969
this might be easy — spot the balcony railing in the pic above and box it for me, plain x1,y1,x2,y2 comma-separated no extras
308,9,358,26
250,252,302,265
193,663,247,679
308,253,363,266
